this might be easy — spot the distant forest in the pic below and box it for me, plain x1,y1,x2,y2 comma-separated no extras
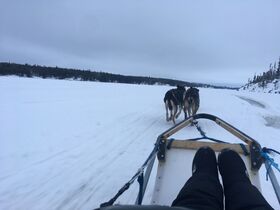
0,62,235,89
247,57,280,87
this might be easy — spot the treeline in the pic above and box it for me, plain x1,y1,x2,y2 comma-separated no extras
247,57,280,87
0,62,234,89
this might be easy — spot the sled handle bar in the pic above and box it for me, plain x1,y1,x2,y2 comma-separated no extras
157,113,263,171
161,113,258,145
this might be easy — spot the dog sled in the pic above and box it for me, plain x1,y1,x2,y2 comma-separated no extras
97,113,280,209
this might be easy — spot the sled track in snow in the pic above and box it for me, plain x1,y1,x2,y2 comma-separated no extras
235,95,280,129
263,116,280,129
236,95,266,109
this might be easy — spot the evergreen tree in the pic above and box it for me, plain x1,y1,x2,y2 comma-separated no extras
247,57,280,85
277,57,280,79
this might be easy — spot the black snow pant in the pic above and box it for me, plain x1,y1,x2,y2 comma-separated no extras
171,172,274,210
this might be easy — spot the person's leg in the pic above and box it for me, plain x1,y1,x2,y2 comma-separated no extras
218,149,274,210
172,147,223,210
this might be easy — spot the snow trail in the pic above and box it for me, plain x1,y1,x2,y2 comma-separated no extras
236,95,266,109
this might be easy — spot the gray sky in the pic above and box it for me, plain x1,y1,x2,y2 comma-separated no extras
1,0,280,85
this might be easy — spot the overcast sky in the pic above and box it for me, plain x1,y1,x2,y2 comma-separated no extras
1,0,280,85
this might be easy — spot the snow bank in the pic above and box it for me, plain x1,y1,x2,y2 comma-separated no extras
240,79,280,94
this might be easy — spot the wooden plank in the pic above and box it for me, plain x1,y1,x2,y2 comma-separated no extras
163,118,193,138
169,140,249,154
215,118,253,145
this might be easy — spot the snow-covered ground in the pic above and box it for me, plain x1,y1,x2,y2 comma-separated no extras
0,76,280,210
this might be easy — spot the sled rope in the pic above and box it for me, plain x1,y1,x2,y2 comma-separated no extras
193,121,227,144
100,142,159,207
261,151,280,181
194,121,206,137
193,121,250,156
263,147,280,156
261,149,280,181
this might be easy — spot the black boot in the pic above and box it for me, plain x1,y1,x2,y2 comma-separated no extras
172,147,223,210
192,146,219,177
218,148,250,189
218,149,274,210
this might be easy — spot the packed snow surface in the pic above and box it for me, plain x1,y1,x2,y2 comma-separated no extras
0,77,280,209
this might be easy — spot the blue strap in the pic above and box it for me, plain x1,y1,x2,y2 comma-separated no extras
261,151,280,180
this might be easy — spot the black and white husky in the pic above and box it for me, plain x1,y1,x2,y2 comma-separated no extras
164,85,186,124
184,87,200,119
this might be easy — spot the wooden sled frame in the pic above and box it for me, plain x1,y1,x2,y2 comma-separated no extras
157,113,262,170
136,113,280,205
